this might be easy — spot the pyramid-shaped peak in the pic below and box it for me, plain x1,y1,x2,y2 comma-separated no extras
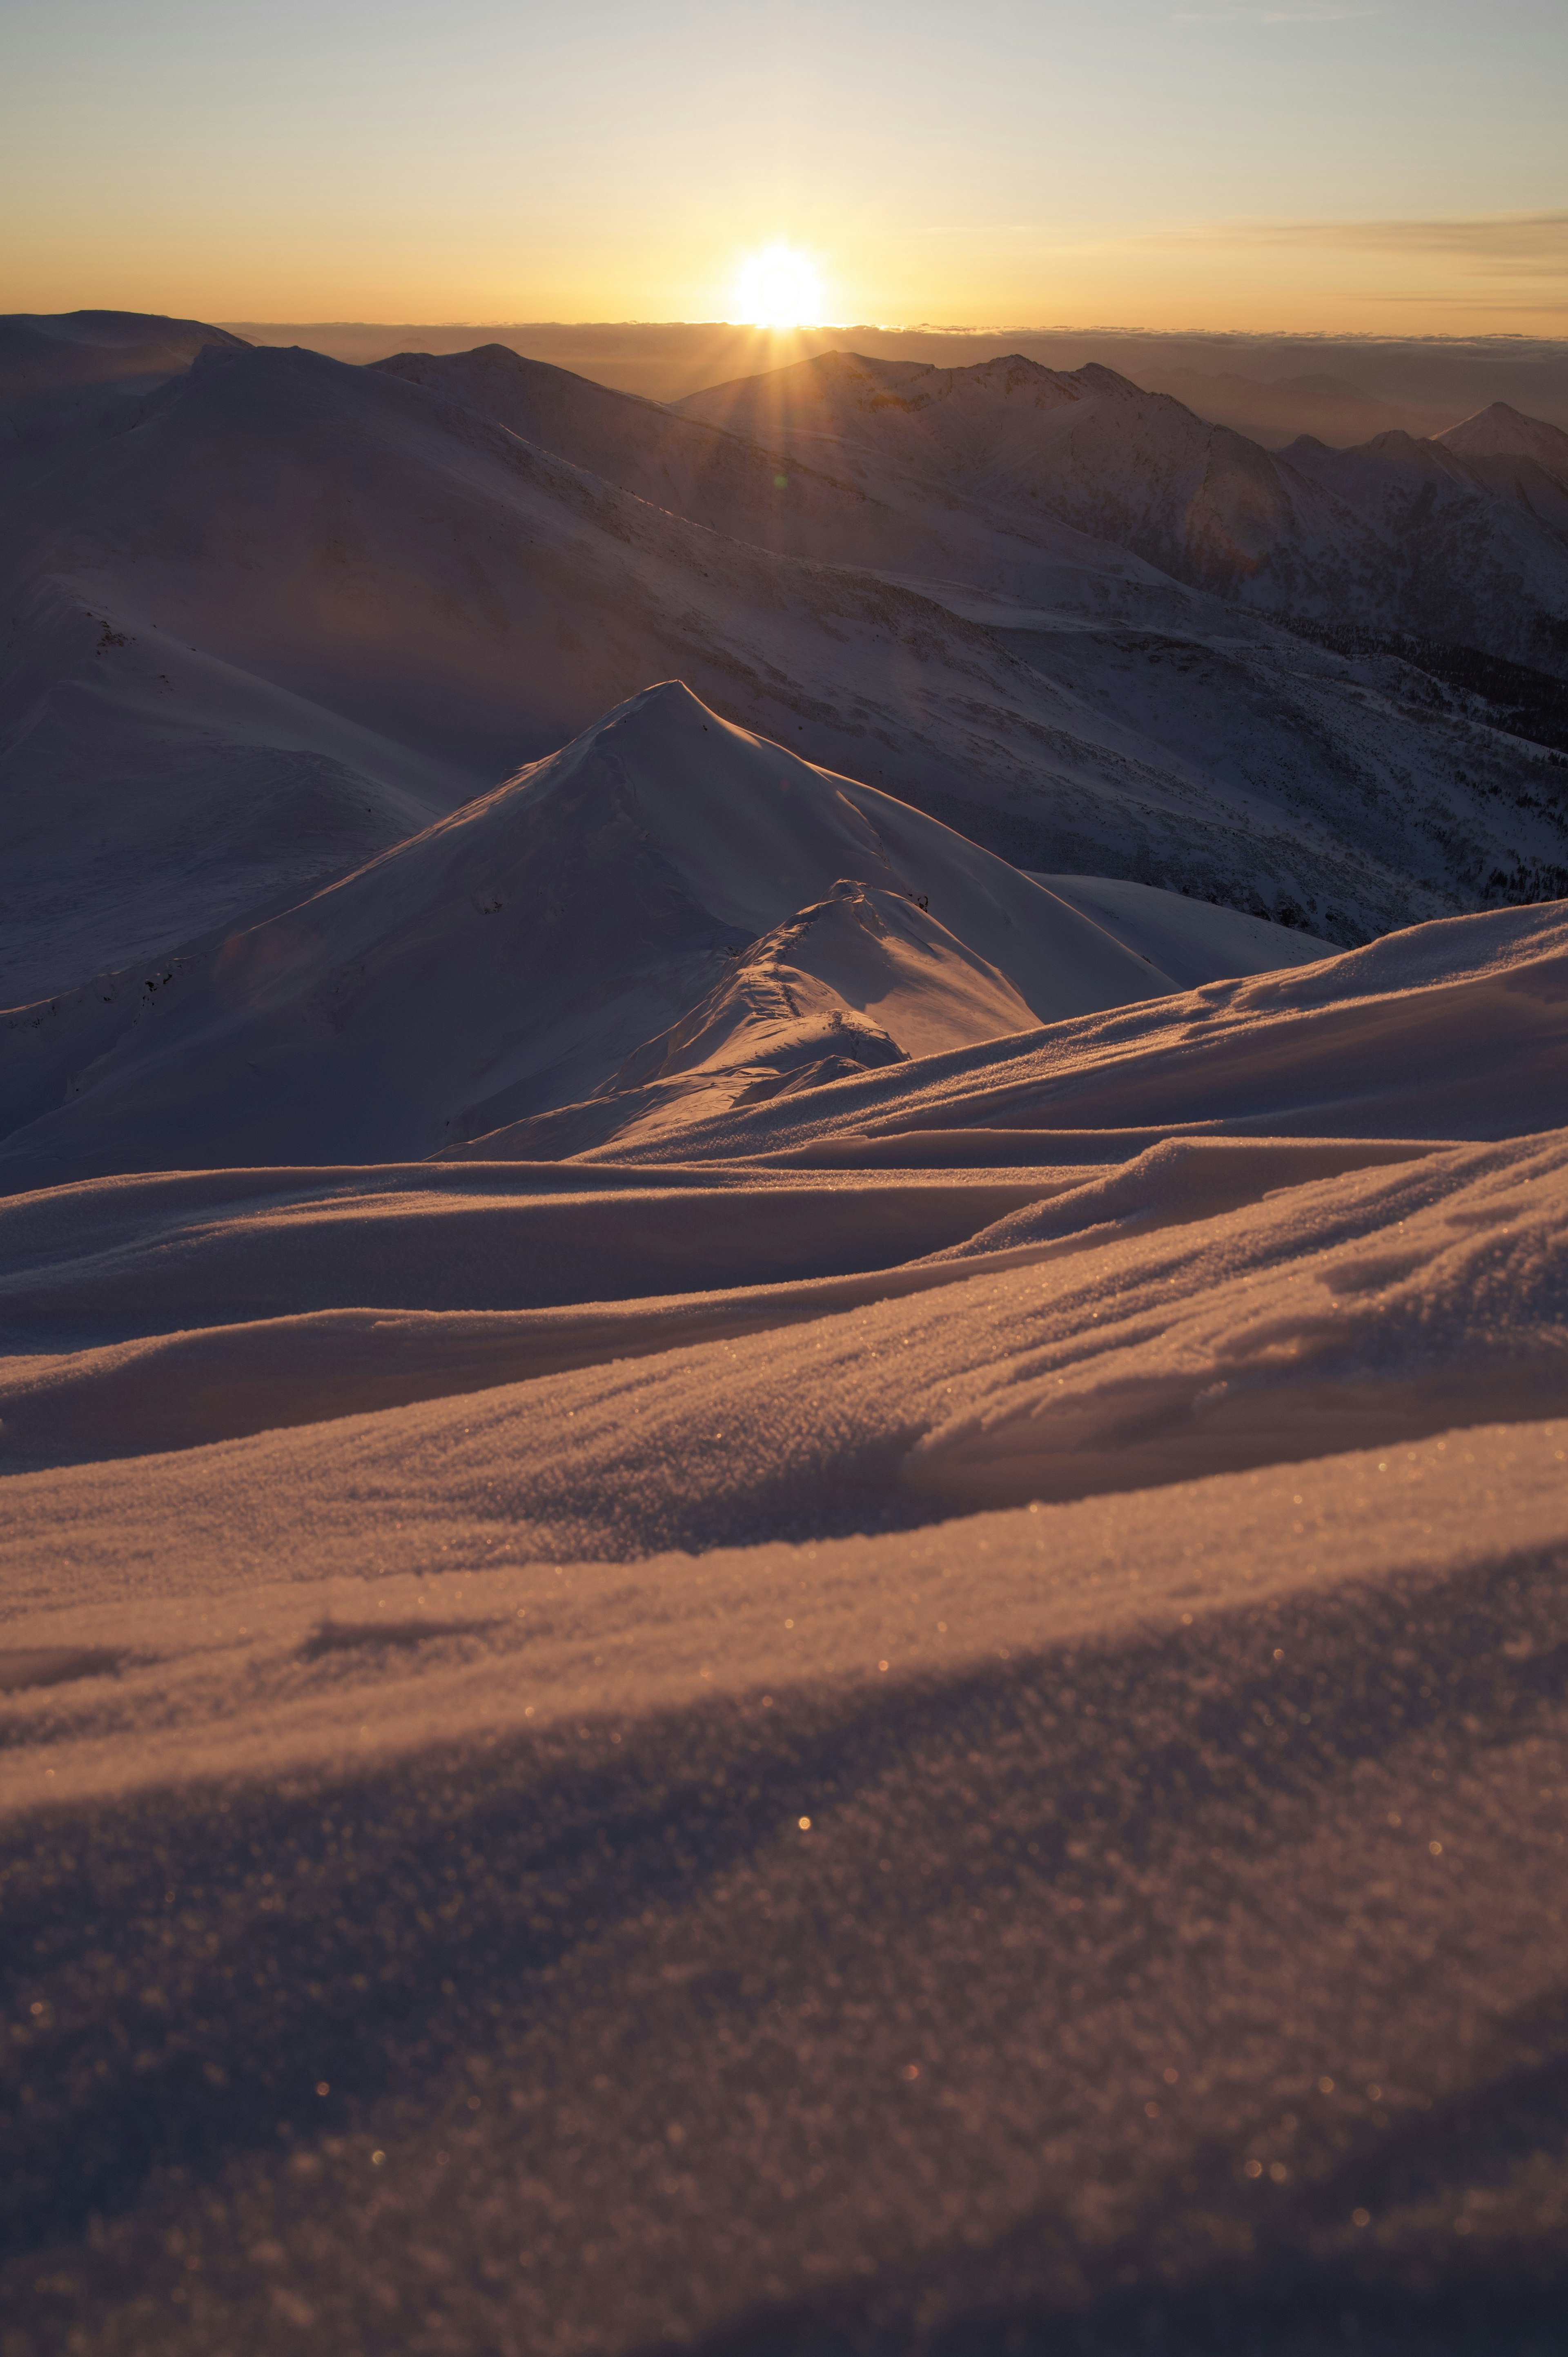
1355,430,1470,474
613,677,711,719
967,352,1059,377
501,680,740,806
1446,400,1531,433
588,678,733,745
1437,401,1568,480
1074,361,1143,396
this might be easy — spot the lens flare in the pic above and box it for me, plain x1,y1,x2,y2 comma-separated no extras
736,244,822,330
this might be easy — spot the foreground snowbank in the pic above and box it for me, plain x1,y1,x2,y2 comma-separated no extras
3,883,1566,2351
3,1421,1566,2351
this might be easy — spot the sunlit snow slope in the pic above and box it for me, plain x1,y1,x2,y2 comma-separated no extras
0,686,1171,1192
4,892,1568,2352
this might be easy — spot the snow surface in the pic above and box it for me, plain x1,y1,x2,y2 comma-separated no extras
1439,399,1568,487
1030,872,1334,988
458,893,1568,1167
4,1111,1568,2349
4,324,1568,2353
5,869,1568,2348
0,685,1172,1192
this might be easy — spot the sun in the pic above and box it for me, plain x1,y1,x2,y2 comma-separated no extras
736,244,822,330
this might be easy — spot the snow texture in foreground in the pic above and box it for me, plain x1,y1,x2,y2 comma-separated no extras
3,785,1567,2348
4,1425,1566,2353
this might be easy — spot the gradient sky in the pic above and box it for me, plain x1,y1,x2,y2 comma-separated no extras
3,0,1565,331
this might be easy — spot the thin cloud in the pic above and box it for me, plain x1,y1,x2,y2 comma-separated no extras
1153,212,1568,275
1172,7,1376,20
916,212,1568,281
922,225,1051,236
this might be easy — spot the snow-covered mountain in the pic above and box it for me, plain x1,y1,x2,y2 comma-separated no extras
679,350,1568,675
4,317,1567,1017
1439,398,1568,485
369,343,942,573
0,685,1174,1192
1028,873,1333,988
676,350,1381,600
1283,426,1568,658
0,307,245,401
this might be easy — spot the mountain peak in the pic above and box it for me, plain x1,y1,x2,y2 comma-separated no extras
1437,400,1568,486
592,677,732,738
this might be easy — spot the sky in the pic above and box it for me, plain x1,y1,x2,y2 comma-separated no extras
2,0,1565,332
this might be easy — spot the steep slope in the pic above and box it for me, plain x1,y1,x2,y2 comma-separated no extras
1283,429,1568,662
974,610,1568,928
0,685,1171,1192
6,334,1165,993
0,577,459,1006
676,351,1393,607
370,343,1225,636
467,875,1079,1160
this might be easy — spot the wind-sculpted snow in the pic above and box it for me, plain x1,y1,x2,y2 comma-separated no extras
475,899,1568,1167
2,1115,1567,2348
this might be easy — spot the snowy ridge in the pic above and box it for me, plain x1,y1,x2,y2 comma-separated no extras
0,685,1171,1192
447,896,1568,1166
1439,398,1568,485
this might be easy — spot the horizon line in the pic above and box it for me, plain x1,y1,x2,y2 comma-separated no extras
208,317,1568,346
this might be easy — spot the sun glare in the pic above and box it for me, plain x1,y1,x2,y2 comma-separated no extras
736,243,821,330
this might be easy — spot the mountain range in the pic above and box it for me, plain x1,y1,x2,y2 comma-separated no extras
4,311,1567,1039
